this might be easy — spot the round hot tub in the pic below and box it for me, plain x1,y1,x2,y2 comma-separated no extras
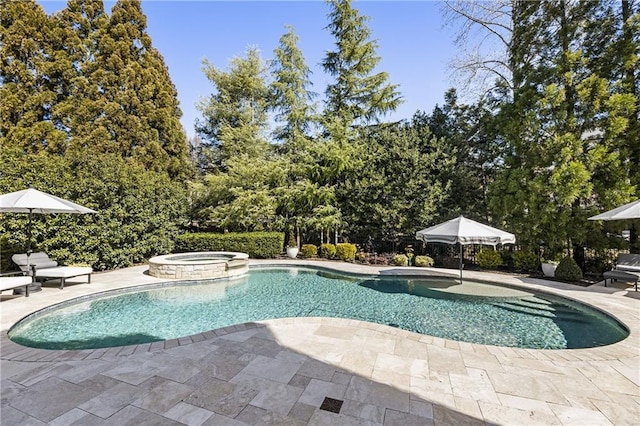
148,251,249,280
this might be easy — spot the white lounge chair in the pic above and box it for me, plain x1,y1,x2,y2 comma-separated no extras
0,271,33,297
603,253,640,291
12,252,92,290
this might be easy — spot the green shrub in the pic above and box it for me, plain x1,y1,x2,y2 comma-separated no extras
1,152,188,271
500,251,514,269
320,243,336,259
513,251,540,271
336,243,357,261
414,255,434,267
475,249,502,269
175,232,283,258
300,244,318,258
555,257,583,282
392,254,409,266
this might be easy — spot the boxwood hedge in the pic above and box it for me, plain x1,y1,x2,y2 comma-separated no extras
175,232,284,258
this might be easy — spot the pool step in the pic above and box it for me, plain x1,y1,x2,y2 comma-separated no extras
493,301,589,323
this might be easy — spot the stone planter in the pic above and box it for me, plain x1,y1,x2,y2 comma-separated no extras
286,247,299,259
542,262,558,278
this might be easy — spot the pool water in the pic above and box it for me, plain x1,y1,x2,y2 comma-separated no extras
9,268,628,350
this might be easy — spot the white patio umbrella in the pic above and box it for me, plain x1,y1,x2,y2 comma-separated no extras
0,188,96,273
588,199,640,221
416,216,516,283
588,198,640,253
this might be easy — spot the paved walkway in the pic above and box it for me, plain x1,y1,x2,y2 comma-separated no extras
1,260,638,425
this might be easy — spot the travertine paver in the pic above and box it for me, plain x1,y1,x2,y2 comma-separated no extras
1,260,639,425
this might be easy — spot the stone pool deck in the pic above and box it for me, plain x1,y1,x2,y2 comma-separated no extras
1,260,638,425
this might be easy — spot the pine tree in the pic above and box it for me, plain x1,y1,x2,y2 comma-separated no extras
0,0,67,153
270,25,317,153
322,0,402,132
196,46,270,169
88,0,190,178
53,0,109,157
490,0,636,258
269,25,326,238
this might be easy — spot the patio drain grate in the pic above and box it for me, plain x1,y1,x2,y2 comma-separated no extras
319,397,343,413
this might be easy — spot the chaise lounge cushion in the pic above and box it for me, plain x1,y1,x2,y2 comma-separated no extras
12,252,58,272
603,254,640,291
613,254,640,272
34,266,93,279
12,252,92,289
0,274,32,297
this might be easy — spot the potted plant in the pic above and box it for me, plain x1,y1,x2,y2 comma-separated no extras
286,233,298,258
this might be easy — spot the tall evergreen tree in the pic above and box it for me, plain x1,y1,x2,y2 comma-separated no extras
319,0,403,231
582,0,640,188
322,0,402,134
270,26,326,241
0,0,67,153
52,0,109,156
88,0,190,178
194,46,278,231
270,25,317,153
490,0,636,258
196,46,270,169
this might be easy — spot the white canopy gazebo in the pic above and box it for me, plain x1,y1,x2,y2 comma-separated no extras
416,216,516,282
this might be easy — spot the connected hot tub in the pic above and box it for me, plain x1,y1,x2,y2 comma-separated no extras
148,251,249,280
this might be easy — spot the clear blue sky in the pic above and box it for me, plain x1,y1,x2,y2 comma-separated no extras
39,1,457,138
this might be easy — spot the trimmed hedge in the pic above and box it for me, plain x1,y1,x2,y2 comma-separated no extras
301,244,318,258
513,250,539,271
555,257,583,282
175,232,283,258
320,243,336,259
414,255,434,267
336,243,357,261
476,249,502,269
392,254,409,266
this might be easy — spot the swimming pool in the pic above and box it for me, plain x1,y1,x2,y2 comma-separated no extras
8,267,628,350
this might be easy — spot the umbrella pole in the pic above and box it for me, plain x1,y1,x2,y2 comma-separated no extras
459,243,463,284
26,209,32,277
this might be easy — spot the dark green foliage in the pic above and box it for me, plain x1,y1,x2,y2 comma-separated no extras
426,91,501,220
414,255,434,267
300,244,318,258
555,257,584,282
196,46,270,169
1,235,25,272
287,233,297,248
175,232,283,258
512,251,540,272
320,243,336,259
392,254,408,266
0,0,191,179
335,243,356,261
475,249,502,269
323,0,402,127
488,0,638,255
0,151,187,270
0,0,193,272
340,117,453,242
270,25,317,151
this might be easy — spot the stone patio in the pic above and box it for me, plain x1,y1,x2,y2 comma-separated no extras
1,260,638,425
